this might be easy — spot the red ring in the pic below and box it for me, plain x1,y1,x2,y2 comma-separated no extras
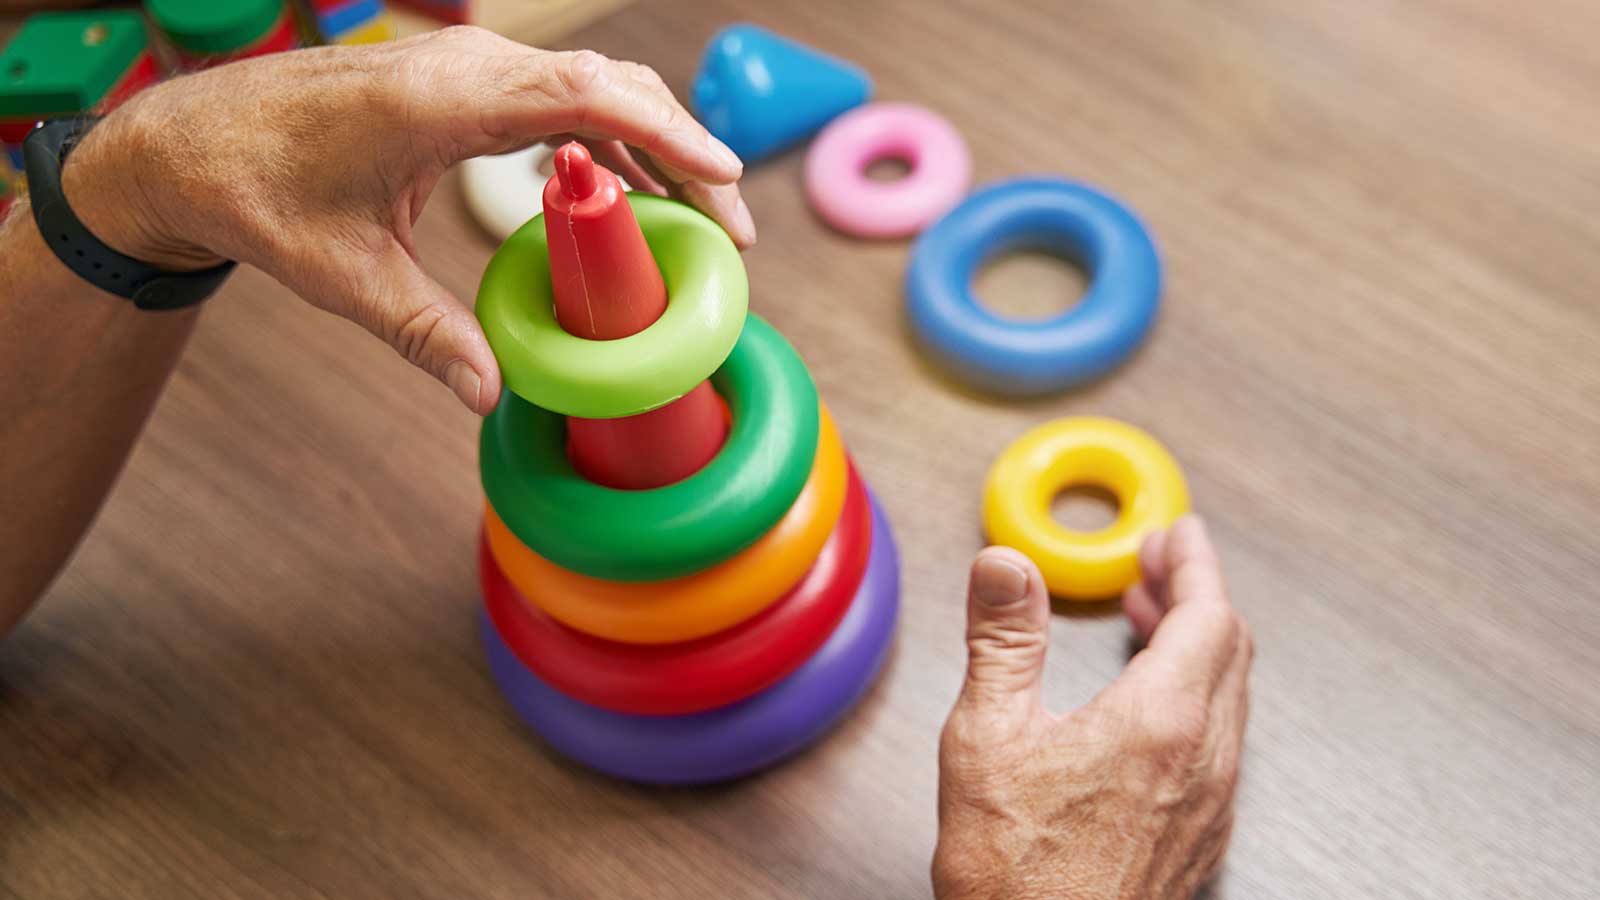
481,465,872,716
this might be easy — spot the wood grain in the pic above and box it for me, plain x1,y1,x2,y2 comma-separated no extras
4,1,1599,897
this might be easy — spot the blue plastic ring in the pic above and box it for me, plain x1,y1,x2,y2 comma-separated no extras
906,178,1162,395
480,494,900,785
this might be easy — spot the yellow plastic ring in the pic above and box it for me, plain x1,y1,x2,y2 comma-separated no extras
982,417,1189,600
484,406,849,644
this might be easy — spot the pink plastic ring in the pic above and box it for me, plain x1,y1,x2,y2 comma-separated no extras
804,102,972,239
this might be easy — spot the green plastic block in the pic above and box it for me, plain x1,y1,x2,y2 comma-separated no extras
0,11,150,119
145,0,283,56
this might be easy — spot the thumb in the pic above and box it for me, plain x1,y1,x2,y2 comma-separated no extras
956,546,1052,718
354,249,503,415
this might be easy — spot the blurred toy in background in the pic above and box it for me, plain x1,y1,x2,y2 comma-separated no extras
306,0,396,45
460,144,632,243
0,10,162,172
804,101,971,239
691,23,871,164
145,0,300,70
388,0,468,26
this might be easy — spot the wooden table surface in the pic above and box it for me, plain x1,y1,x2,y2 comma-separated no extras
5,1,1599,897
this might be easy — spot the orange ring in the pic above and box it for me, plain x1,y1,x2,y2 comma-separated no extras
484,405,848,644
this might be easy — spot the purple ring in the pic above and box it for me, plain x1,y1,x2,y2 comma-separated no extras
481,494,900,785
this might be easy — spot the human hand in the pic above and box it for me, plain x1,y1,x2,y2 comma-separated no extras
57,27,752,413
933,515,1252,900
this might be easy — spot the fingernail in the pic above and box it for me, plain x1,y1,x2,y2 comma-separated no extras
731,197,756,246
707,134,743,174
974,555,1030,607
444,360,482,411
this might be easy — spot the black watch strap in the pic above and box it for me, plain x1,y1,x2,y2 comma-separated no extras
24,118,236,311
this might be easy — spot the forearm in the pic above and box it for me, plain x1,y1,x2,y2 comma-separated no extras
0,193,198,638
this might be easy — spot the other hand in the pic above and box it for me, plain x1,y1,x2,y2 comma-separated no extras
934,515,1252,900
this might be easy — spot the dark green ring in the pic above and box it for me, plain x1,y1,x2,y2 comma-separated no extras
480,315,821,582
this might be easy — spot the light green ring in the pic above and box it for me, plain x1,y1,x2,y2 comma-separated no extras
476,193,749,418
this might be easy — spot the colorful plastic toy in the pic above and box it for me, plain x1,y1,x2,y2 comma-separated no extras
307,0,394,45
0,11,162,170
481,495,899,785
477,466,871,715
983,417,1189,600
472,143,898,783
906,178,1162,395
477,193,747,419
484,408,847,642
479,316,820,582
805,102,971,239
145,0,299,70
691,23,872,164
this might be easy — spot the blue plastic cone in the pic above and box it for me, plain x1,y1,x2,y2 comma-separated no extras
691,23,872,164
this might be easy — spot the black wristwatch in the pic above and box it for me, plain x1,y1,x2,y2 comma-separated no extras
23,118,236,311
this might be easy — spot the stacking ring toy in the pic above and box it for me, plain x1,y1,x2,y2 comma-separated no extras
481,315,820,582
481,495,899,784
983,417,1189,600
476,193,748,418
906,178,1162,395
804,102,972,239
480,467,871,714
461,146,631,241
485,407,848,643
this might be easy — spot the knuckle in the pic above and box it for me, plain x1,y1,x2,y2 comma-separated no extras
1213,757,1242,797
967,621,1047,659
555,49,609,101
1235,616,1255,660
625,61,668,90
390,303,453,367
938,712,987,764
1143,695,1211,758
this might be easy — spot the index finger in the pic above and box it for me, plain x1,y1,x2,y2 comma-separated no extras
495,49,743,186
1125,516,1243,697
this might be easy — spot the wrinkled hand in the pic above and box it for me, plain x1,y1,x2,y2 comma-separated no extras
60,26,752,413
934,515,1252,900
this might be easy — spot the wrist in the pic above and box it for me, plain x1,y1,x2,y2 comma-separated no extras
59,107,225,272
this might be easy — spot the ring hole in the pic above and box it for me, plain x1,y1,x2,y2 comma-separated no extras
973,248,1089,321
862,154,913,182
1051,484,1120,533
6,61,27,81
